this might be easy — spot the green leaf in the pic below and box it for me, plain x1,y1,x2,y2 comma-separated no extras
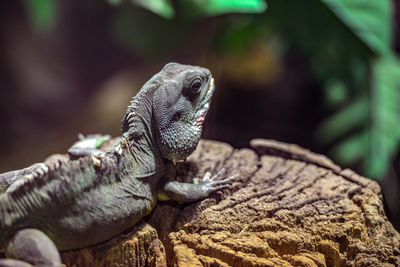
320,0,392,55
317,96,368,144
189,0,267,16
323,79,348,108
132,0,174,19
213,16,266,54
112,4,185,58
319,54,400,180
366,55,400,178
107,0,123,6
23,0,56,32
331,130,368,164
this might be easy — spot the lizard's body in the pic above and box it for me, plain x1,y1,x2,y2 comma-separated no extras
1,148,158,250
0,63,232,266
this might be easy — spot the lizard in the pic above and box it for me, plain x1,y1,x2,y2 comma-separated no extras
0,63,233,267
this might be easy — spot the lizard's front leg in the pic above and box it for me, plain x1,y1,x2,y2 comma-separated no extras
0,229,61,267
157,162,234,203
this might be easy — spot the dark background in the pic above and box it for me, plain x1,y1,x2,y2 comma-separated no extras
1,0,399,229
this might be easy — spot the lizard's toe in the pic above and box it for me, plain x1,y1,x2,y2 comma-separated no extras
203,175,236,194
202,171,212,181
210,168,227,181
209,175,236,187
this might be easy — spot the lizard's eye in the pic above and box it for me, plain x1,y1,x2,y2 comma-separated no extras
189,78,202,94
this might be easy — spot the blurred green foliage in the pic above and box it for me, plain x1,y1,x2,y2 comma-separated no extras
179,0,267,17
109,0,266,19
23,0,55,32
124,0,175,19
316,0,400,179
322,0,392,54
21,0,399,179
112,5,185,58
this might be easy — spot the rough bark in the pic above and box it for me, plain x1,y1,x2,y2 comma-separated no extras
161,139,400,266
60,139,400,266
61,223,160,267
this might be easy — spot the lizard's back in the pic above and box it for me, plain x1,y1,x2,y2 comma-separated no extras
0,154,157,250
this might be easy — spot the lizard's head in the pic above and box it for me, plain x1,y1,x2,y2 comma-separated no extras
153,63,215,163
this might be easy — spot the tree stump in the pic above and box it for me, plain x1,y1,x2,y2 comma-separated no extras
158,139,400,266
60,223,160,267
61,139,400,266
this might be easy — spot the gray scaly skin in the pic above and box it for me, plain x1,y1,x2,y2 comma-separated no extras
0,63,233,266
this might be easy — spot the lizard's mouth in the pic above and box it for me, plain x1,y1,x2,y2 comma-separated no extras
193,78,215,127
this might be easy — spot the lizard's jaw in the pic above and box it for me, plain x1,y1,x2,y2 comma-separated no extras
193,78,215,127
158,77,214,163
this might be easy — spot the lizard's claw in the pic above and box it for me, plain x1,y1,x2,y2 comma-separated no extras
210,168,227,181
193,168,236,193
194,168,227,184
204,176,235,192
200,172,211,182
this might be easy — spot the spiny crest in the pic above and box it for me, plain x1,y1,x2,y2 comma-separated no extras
122,75,160,139
7,157,119,199
0,157,119,228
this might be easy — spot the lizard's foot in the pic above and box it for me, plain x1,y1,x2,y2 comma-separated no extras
159,168,236,203
0,229,62,267
193,168,229,183
201,176,235,192
194,168,236,192
68,134,111,159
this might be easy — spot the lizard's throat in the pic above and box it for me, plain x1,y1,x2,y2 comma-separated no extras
158,123,202,162
157,78,214,162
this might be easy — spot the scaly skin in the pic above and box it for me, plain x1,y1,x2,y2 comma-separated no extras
0,63,233,266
